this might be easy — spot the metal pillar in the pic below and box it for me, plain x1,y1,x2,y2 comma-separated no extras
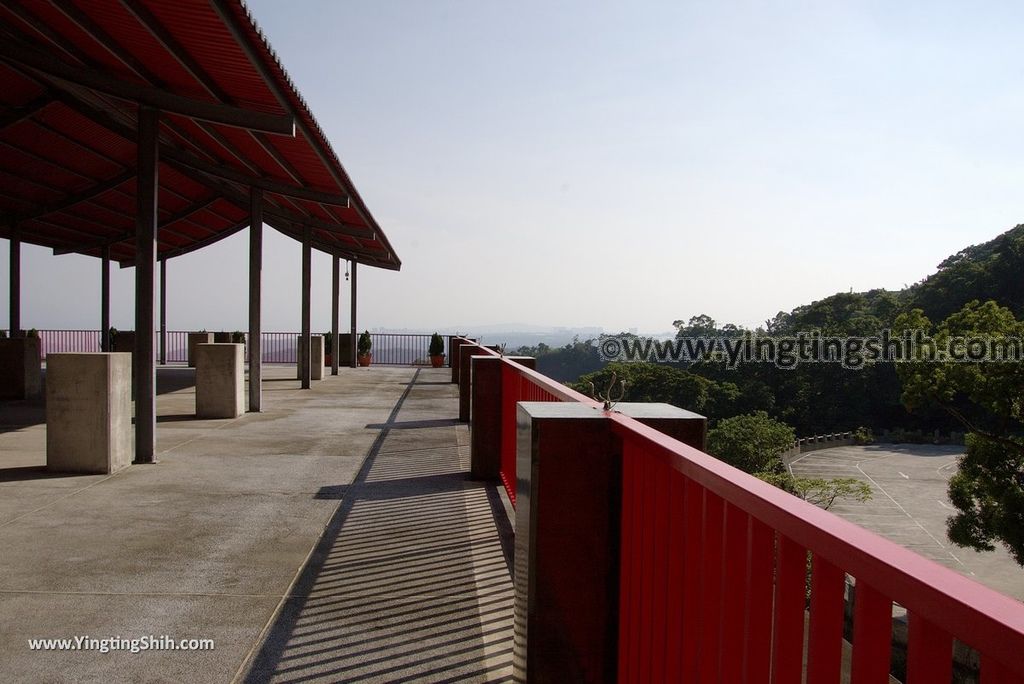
300,224,311,389
349,261,357,368
331,256,339,376
248,187,263,412
134,106,158,464
100,245,110,351
9,227,20,337
159,258,166,365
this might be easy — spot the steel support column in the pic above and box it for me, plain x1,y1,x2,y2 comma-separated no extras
331,256,339,376
134,106,159,464
349,261,357,368
159,259,167,365
248,187,263,412
100,245,110,351
9,228,20,337
300,223,311,389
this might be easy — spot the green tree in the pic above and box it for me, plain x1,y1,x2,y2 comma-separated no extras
895,300,1024,564
706,411,795,474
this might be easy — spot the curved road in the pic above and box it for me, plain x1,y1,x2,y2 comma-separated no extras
789,444,1023,602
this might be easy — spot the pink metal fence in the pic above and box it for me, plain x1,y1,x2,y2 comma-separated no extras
19,330,440,366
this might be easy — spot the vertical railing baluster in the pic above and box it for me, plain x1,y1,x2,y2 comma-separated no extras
744,518,774,681
664,470,686,682
851,580,892,683
650,453,670,683
772,534,806,683
907,612,952,683
720,503,749,681
807,555,845,683
618,439,637,684
699,492,725,680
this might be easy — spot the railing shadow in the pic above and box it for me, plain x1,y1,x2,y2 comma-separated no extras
243,369,514,683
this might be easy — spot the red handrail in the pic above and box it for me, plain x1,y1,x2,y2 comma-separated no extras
456,335,1024,679
609,412,1024,681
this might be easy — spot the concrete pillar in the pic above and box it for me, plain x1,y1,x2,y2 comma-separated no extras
459,343,490,422
512,401,707,682
133,105,159,464
195,343,244,419
248,187,262,412
159,258,167,365
513,403,618,683
100,246,110,352
187,332,213,367
46,353,131,474
296,335,324,381
9,227,20,337
300,224,311,389
349,261,357,368
331,255,339,376
450,336,476,385
470,355,535,479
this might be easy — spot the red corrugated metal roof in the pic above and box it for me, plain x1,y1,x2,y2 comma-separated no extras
0,0,399,270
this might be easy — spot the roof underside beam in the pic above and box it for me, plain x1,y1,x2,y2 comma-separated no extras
0,38,296,135
0,94,52,131
0,169,134,227
174,163,373,239
51,196,222,255
47,86,352,209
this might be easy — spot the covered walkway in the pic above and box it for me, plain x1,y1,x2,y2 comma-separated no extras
0,367,512,683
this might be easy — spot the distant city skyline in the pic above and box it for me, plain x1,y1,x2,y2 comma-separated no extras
3,1,1023,333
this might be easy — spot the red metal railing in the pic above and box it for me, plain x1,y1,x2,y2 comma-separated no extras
611,415,1024,681
456,335,1024,680
498,357,594,505
456,337,595,505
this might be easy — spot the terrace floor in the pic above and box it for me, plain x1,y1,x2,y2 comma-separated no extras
0,365,514,683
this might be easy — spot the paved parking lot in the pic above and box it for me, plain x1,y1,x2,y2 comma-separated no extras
789,444,1023,602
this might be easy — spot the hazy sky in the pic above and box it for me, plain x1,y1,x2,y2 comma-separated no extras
2,1,1023,334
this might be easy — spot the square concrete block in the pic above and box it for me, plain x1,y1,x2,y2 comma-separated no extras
46,353,131,474
187,332,213,367
296,335,324,381
0,337,41,399
196,343,244,419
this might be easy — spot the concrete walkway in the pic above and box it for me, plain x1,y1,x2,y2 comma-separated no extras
0,366,514,683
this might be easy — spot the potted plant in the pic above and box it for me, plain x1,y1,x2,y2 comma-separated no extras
357,330,372,367
428,332,445,368
231,331,245,344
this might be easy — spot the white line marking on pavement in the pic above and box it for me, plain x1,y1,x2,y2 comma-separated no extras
898,471,909,479
938,500,953,510
855,463,965,566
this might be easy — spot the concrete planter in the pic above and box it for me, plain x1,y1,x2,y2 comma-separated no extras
187,332,213,367
0,337,42,399
46,353,131,474
196,343,244,418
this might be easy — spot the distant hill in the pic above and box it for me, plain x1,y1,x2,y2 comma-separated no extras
903,223,1024,322
760,223,1024,334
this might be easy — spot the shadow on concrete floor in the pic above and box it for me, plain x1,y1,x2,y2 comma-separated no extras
243,370,515,683
364,418,461,431
0,465,100,482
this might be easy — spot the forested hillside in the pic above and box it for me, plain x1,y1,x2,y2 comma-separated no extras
521,223,1024,436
